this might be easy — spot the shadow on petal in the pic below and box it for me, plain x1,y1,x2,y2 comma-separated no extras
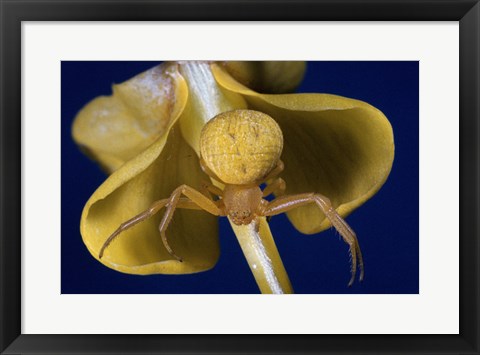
81,125,219,275
222,61,306,94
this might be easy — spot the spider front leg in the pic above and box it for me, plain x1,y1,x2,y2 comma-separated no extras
99,197,200,259
262,193,364,286
159,184,225,261
201,180,224,198
262,177,286,197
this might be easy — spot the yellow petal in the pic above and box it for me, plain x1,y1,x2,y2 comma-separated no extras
212,64,394,234
81,124,219,274
72,62,187,173
222,61,306,94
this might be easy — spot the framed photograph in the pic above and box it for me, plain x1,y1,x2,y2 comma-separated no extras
1,0,479,354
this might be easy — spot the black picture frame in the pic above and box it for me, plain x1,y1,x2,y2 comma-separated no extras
1,0,478,354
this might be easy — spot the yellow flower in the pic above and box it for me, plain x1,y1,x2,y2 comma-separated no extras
72,61,394,294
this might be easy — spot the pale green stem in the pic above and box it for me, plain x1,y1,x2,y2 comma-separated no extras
229,217,293,294
178,61,246,153
179,61,293,294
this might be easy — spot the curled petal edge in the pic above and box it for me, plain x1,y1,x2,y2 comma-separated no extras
72,63,187,173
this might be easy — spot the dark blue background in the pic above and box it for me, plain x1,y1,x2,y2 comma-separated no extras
61,61,419,294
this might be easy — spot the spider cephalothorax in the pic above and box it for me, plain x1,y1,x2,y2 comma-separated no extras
99,109,364,286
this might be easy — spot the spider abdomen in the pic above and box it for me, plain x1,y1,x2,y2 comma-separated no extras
200,109,283,185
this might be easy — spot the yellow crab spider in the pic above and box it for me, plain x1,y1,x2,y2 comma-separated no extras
99,109,364,286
